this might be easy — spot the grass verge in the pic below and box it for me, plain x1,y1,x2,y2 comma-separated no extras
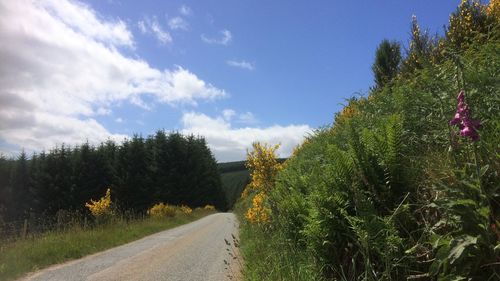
0,209,215,280
235,204,322,281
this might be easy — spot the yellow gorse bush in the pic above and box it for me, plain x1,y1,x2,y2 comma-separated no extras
245,191,270,224
332,98,366,134
243,142,281,224
203,204,215,211
447,0,495,49
242,142,282,197
85,188,112,217
147,203,176,218
180,205,192,215
487,0,500,19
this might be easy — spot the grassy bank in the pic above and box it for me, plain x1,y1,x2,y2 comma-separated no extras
236,204,323,281
238,2,499,280
0,209,215,280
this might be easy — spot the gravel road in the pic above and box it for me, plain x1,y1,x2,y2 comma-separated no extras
20,213,241,281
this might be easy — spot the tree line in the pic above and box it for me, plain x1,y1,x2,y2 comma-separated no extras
0,131,227,222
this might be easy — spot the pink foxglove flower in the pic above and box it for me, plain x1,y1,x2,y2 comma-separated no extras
450,90,481,141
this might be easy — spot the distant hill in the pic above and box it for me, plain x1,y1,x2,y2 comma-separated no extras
217,159,288,209
217,161,250,209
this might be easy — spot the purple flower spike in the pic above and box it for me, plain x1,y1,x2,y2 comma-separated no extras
457,90,465,102
449,112,461,126
460,127,479,141
449,90,480,142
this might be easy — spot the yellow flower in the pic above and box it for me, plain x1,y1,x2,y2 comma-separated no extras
204,204,215,211
245,142,282,193
180,205,192,215
243,142,280,224
147,203,176,218
85,188,112,217
245,192,270,224
487,0,500,19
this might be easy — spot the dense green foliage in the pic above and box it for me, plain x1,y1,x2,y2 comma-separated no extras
0,131,226,224
240,1,500,280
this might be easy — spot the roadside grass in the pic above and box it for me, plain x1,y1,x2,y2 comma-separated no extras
235,204,323,281
0,209,215,281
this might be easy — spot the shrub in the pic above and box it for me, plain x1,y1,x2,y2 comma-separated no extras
243,142,282,225
147,203,176,218
180,205,192,215
245,192,270,224
203,204,215,211
85,188,113,218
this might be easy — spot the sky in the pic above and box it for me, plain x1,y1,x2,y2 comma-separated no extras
0,0,461,162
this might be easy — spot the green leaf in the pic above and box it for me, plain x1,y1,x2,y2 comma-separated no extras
494,243,500,254
405,244,418,254
479,165,489,177
447,236,477,265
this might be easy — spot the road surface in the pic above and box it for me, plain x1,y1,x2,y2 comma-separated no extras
21,213,241,281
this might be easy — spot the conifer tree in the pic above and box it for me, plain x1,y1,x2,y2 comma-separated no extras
372,39,402,88
10,151,31,219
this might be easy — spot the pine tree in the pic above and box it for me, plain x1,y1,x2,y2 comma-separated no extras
10,151,31,219
372,39,402,88
116,135,153,211
0,155,13,221
151,130,171,203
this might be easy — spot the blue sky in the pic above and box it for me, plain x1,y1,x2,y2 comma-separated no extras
0,0,460,161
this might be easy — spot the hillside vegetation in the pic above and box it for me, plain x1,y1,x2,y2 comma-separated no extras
220,168,250,209
238,1,500,280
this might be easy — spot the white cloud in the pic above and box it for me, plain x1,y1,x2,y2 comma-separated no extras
150,18,171,44
0,0,226,153
96,107,112,115
138,16,172,44
238,112,258,124
41,0,134,47
179,5,192,16
115,117,123,123
138,20,147,33
2,112,128,154
201,29,232,45
168,16,189,31
222,109,236,121
226,60,255,71
181,111,312,162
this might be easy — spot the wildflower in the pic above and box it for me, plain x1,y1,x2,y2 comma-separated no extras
449,90,481,141
85,188,113,217
147,203,176,218
245,192,270,223
180,205,192,215
203,205,215,211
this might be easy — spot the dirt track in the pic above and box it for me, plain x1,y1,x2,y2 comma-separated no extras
20,213,241,281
